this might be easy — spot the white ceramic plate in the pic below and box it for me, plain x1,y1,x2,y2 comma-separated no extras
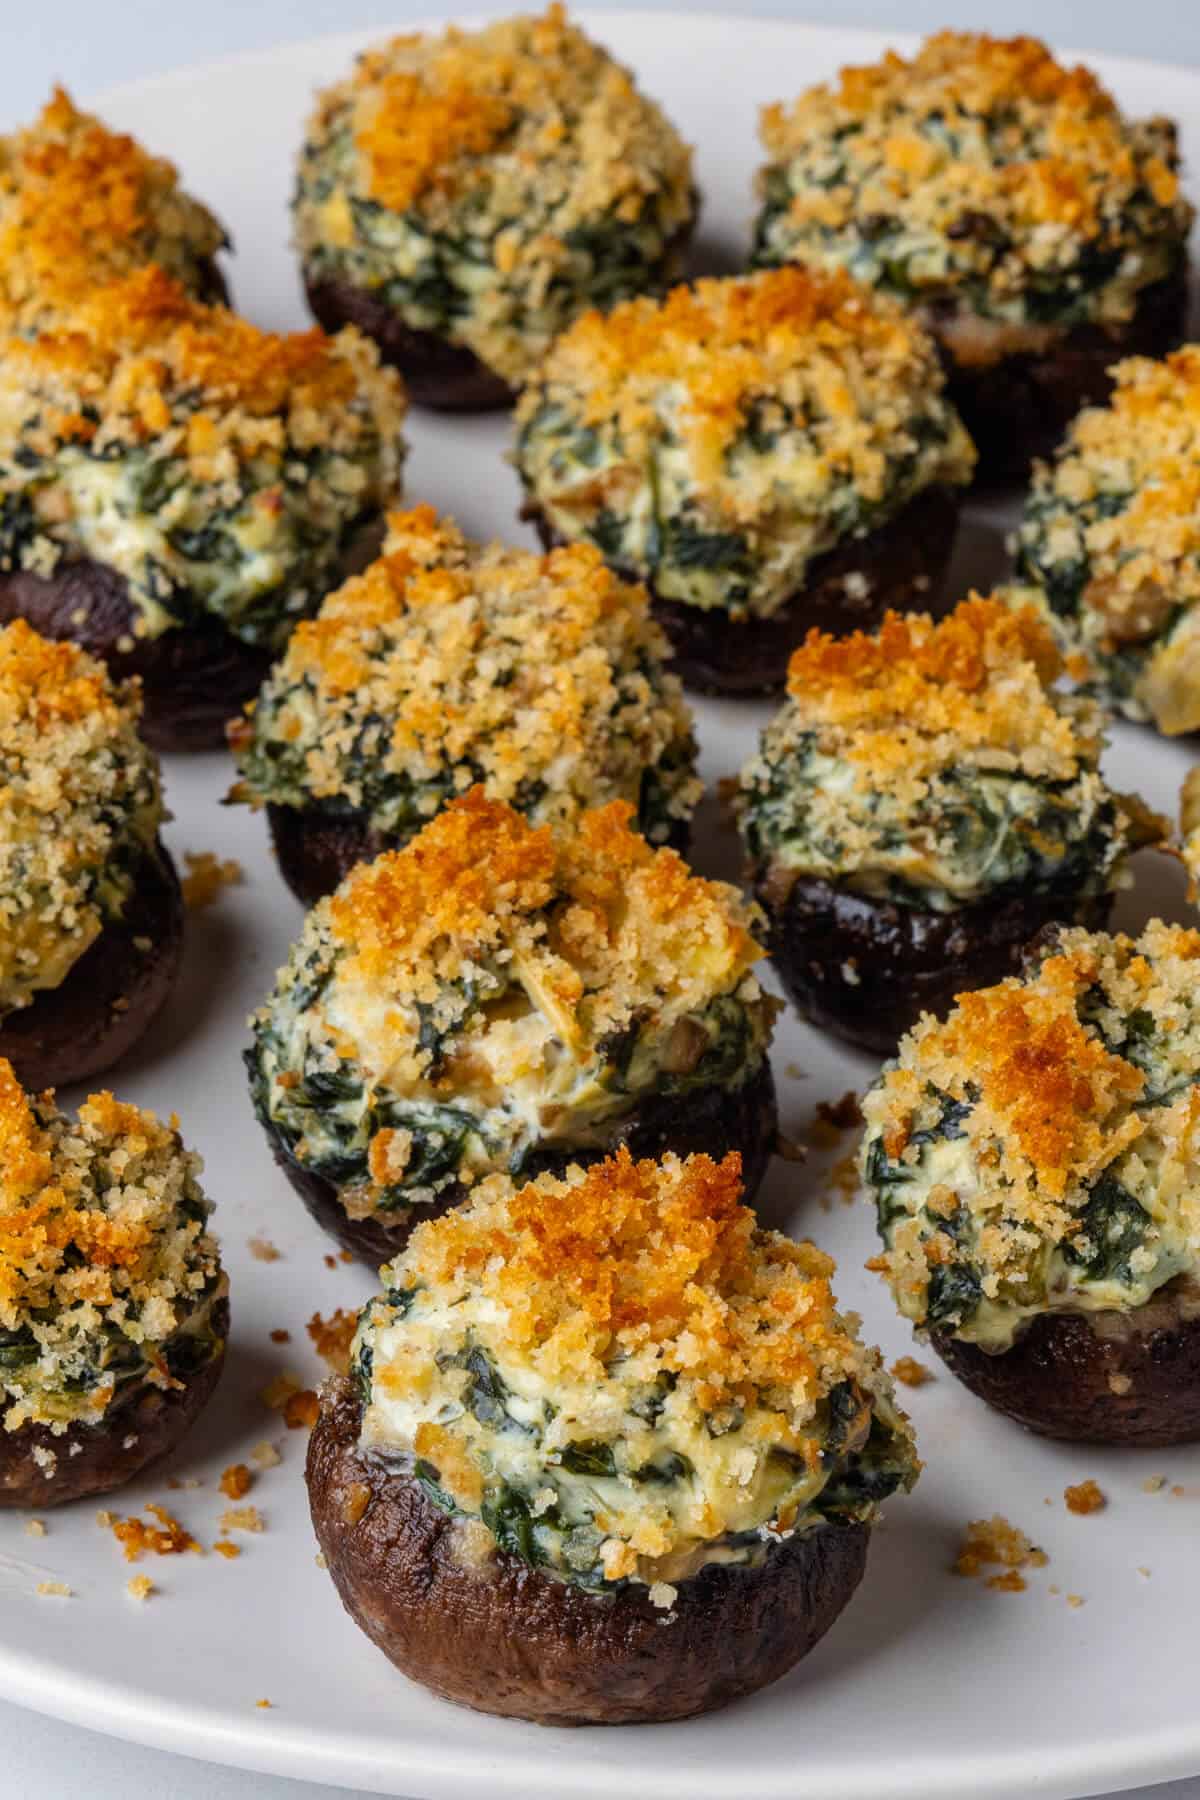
1,13,1199,1800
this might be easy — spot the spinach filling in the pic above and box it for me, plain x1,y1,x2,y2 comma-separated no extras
741,727,1132,912
515,396,961,619
0,432,386,648
247,952,765,1218
360,1332,908,1592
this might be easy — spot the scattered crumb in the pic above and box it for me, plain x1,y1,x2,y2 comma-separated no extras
307,1308,357,1375
219,1464,254,1502
112,996,130,1013
1171,1484,1187,1498
954,1516,1048,1586
1049,1583,1061,1595
648,1580,678,1610
248,1237,281,1263
133,935,153,953
323,1254,338,1270
283,1389,320,1431
261,1374,302,1411
817,1090,862,1133
95,1509,114,1528
31,1444,57,1479
1107,1372,1132,1396
1143,1475,1167,1494
109,1503,201,1563
1064,1479,1106,1516
255,1699,272,1710
219,1506,264,1535
784,1061,806,1080
182,850,243,910
339,1249,353,1263
341,1482,371,1527
126,1576,155,1603
1067,1594,1086,1608
214,1540,242,1560
35,1581,71,1598
251,1441,282,1471
1138,1566,1152,1579
986,1569,1027,1593
890,1356,933,1389
269,1328,291,1344
314,1552,327,1570
24,1519,46,1538
822,1152,860,1209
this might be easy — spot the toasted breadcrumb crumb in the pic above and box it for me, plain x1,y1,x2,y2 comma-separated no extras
255,1698,271,1709
214,1540,241,1560
986,1569,1027,1593
307,1308,358,1374
784,1062,806,1080
181,851,243,910
1138,1565,1151,1578
1067,1593,1086,1608
248,1237,281,1263
251,1441,282,1470
323,1255,338,1271
1172,1484,1187,1497
890,1356,934,1388
1064,1479,1106,1515
109,1503,200,1562
35,1580,70,1597
219,1463,253,1501
1143,1475,1167,1493
314,1552,327,1570
283,1389,320,1430
269,1328,291,1344
261,1374,301,1411
24,1518,45,1537
126,1575,154,1602
955,1515,1047,1585
218,1505,263,1534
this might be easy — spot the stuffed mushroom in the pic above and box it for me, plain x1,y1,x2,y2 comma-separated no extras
1015,347,1200,736
0,87,230,331
752,33,1193,481
0,1060,227,1506
738,596,1161,1054
515,267,974,695
0,266,406,750
307,1145,917,1724
860,919,1200,1445
0,620,182,1091
294,4,696,410
247,787,778,1264
228,506,701,906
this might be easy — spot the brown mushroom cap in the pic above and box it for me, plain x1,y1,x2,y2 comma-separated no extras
0,839,183,1091
524,483,961,696
0,1295,228,1509
755,871,1110,1054
932,1276,1200,1446
307,1373,870,1725
926,262,1188,483
264,1057,779,1265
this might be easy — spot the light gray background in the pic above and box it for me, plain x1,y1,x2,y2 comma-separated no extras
1,3,1198,1798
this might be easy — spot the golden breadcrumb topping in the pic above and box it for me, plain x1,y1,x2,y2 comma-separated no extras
1017,349,1200,735
0,1060,223,1432
0,88,226,334
295,5,694,385
0,619,161,1011
522,266,960,488
861,920,1200,1347
357,1149,917,1581
328,788,755,1035
3,265,374,456
515,268,974,618
756,33,1191,326
784,597,1076,787
232,506,699,838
